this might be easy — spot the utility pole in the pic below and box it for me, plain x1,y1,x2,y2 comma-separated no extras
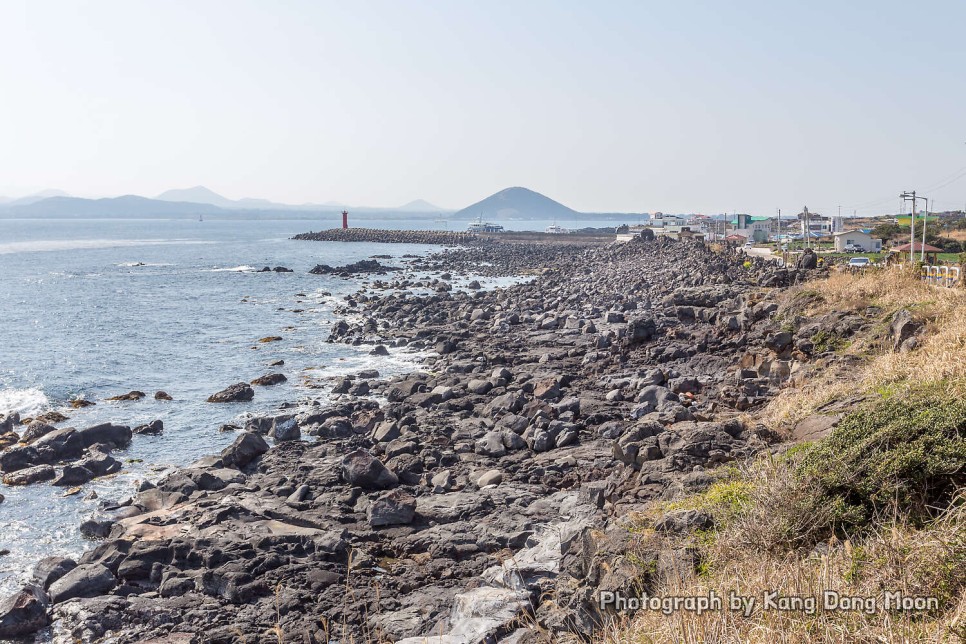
900,191,916,264
922,199,930,262
803,206,810,249
900,191,929,264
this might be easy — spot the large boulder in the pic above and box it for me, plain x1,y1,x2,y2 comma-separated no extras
484,391,526,415
48,563,117,604
0,446,39,473
654,509,714,535
341,449,398,490
221,432,269,469
76,423,132,449
625,317,657,344
77,448,121,477
206,383,254,403
2,464,56,486
33,557,77,590
475,431,507,457
467,379,493,395
105,391,145,401
132,420,163,435
0,413,19,435
634,385,678,415
0,585,49,638
272,418,301,442
477,469,503,487
52,465,95,487
532,378,561,400
367,490,417,527
251,373,287,386
890,309,922,352
20,421,57,444
32,427,84,461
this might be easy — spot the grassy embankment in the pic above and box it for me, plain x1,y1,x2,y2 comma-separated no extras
604,268,966,643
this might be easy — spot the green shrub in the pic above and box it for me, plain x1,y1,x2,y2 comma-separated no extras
811,329,849,353
799,392,966,532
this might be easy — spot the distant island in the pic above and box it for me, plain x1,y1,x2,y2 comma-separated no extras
453,186,578,220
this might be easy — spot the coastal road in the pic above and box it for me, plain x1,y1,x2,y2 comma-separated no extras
745,246,775,259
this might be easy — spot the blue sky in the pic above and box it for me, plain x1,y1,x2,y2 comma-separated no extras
1,0,964,214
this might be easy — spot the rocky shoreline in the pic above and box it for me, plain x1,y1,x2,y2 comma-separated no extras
0,237,815,642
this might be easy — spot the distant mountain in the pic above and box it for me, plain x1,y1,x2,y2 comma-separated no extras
453,187,579,220
398,199,447,213
4,195,225,218
156,186,236,208
4,189,70,207
235,197,277,208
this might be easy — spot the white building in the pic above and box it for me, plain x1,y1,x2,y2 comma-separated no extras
833,230,882,252
800,215,840,237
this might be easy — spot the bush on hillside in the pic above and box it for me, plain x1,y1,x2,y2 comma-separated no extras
799,393,966,533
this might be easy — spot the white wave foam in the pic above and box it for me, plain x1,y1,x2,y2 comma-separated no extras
0,387,50,417
209,265,258,272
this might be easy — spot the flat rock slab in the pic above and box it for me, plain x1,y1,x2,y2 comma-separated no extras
793,414,842,441
48,563,116,604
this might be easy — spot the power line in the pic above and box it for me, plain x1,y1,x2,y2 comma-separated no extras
842,163,966,211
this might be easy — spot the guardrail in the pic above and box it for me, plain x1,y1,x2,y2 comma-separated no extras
921,265,962,288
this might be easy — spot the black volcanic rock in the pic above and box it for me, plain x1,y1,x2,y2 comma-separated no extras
309,260,402,275
206,383,254,403
0,585,49,638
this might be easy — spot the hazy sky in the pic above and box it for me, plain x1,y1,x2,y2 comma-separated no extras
1,0,964,215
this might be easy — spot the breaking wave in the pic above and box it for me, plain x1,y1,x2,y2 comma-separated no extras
0,387,50,417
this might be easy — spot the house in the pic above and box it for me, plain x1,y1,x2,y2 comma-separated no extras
637,214,705,239
800,215,839,238
730,215,777,242
833,230,882,253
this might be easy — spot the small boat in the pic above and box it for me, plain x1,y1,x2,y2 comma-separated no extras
545,222,568,234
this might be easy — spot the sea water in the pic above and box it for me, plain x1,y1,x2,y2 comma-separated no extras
0,216,461,596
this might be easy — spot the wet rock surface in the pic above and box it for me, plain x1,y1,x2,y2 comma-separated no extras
1,237,819,642
206,383,255,403
309,259,403,275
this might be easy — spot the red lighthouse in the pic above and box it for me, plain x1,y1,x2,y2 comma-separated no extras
342,210,348,229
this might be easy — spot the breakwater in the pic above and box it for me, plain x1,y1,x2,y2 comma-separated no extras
293,228,483,245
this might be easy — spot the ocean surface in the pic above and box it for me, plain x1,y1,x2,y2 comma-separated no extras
0,216,455,597
0,214,624,598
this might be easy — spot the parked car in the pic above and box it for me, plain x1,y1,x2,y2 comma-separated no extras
844,243,865,253
847,257,872,269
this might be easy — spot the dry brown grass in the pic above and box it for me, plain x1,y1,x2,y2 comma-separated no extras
600,458,966,644
598,268,966,643
760,266,966,428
